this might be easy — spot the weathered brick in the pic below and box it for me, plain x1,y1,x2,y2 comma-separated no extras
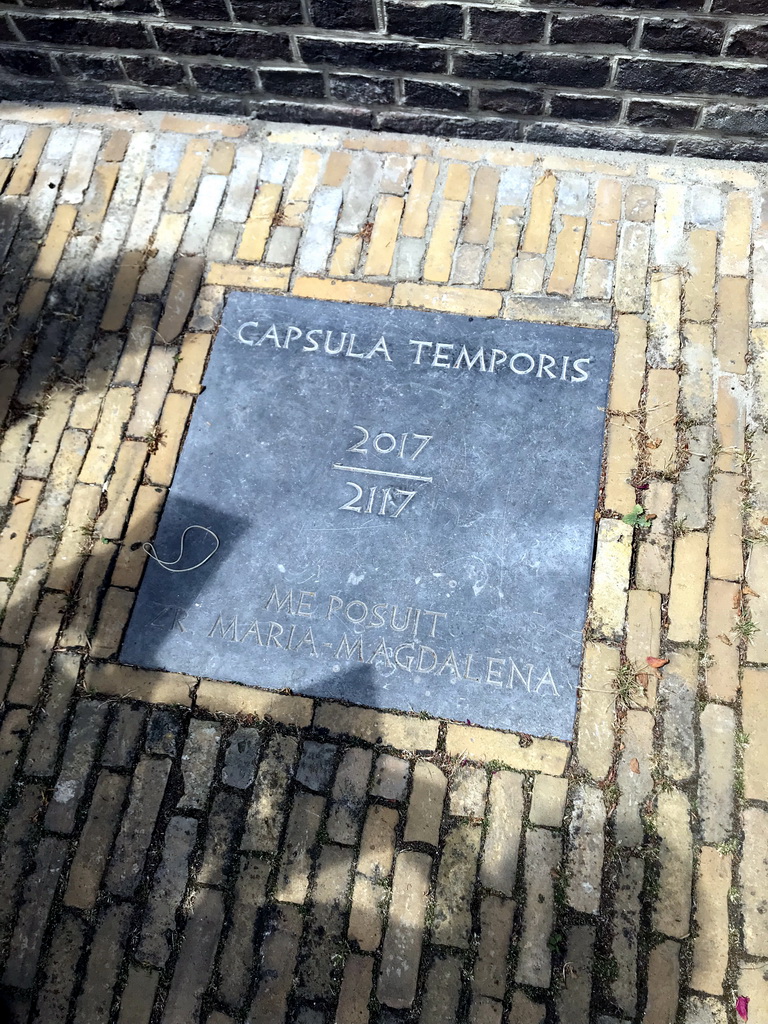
648,272,681,368
364,194,404,277
45,700,109,834
166,137,209,213
529,773,567,827
24,652,80,777
155,256,205,344
5,125,50,196
401,158,438,238
198,789,247,887
447,724,568,774
659,649,697,782
378,850,432,1008
102,704,147,769
297,740,337,792
474,895,515,999
249,905,303,1024
610,855,643,1017
720,191,752,277
90,586,135,658
614,222,650,313
106,756,171,896
31,429,89,536
336,955,373,1024
330,234,363,276
296,844,354,1001
33,913,87,1024
424,199,464,283
698,703,735,845
716,374,746,476
161,886,226,1024
615,710,654,847
3,835,67,988
576,643,617,780
667,532,708,643
404,760,446,845
78,388,134,485
635,480,674,594
743,668,768,800
420,957,462,1024
242,732,298,851
0,478,44,577
217,855,271,1009
313,702,438,750
654,789,693,939
690,846,731,994
85,662,194,707
177,719,221,810
742,806,768,957
448,764,488,817
717,276,749,374
555,924,594,1024
678,428,711,534
328,746,373,844
0,535,56,644
348,805,398,951
222,726,261,789
145,393,194,487
483,209,520,290
75,903,132,1024
479,770,523,896
145,707,182,759
512,253,545,294
0,707,30,802
115,967,159,1024
547,215,586,296
25,388,74,477
7,592,65,706
138,816,198,968
644,941,680,1024
684,229,717,322
567,783,605,915
370,752,409,801
432,821,481,947
521,171,556,254
590,519,633,641
515,828,561,988
0,787,40,947
274,791,324,903
625,589,661,695
705,579,739,702
464,166,499,246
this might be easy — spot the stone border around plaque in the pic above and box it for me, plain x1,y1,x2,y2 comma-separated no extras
121,294,615,741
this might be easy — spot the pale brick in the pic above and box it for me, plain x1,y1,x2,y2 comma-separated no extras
529,773,567,827
138,211,187,295
743,668,768,800
748,544,768,664
521,171,556,254
698,703,735,845
685,229,717,323
515,828,561,988
7,591,65,706
242,733,298,852
401,158,438,238
31,429,89,535
78,387,134,485
295,276,392,306
424,199,463,283
654,789,693,939
704,580,740,702
567,784,605,915
377,851,432,1008
180,173,226,255
145,392,194,487
625,590,661,697
678,427,712,533
313,702,438,750
78,162,119,230
644,941,680,1024
0,535,56,644
128,349,177,439
327,747,372,844
512,253,545,294
85,662,194,707
654,183,686,266
220,143,262,221
688,184,722,228
504,294,611,328
716,374,746,475
452,243,484,285
0,478,44,577
161,887,225,1024
645,368,679,475
635,479,674,594
603,417,637,514
742,806,768,956
60,541,112,648
446,723,568,774
720,191,752,277
611,856,643,1017
649,272,681,368
690,847,731,994
614,222,650,313
111,483,166,588
659,649,698,782
177,720,221,811
547,215,586,296
364,194,404,277
404,760,446,845
667,532,708,643
299,187,343,273
473,895,515,1000
173,332,211,394
576,642,617,780
581,257,613,300
265,224,300,265
717,276,749,374
197,677,311,727
625,183,655,222
249,905,302,1024
590,518,633,641
348,805,398,950
615,709,654,847
483,210,520,290
155,255,204,344
432,822,481,947
708,475,742,583
587,220,617,260
330,234,362,276
448,764,488,817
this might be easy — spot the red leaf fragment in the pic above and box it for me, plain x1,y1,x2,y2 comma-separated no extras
736,996,749,1021
646,656,669,669
629,757,640,774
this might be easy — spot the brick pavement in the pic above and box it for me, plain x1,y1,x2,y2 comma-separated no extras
0,101,765,1023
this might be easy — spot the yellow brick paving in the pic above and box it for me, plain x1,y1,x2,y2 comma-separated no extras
0,101,764,1024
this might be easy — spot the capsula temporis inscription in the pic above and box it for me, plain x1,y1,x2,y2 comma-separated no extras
121,293,615,740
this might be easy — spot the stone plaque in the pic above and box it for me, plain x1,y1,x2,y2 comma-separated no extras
121,294,614,740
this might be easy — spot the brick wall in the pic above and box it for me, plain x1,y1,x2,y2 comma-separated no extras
1,1,768,160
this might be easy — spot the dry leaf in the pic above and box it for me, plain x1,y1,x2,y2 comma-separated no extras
733,591,742,610
11,495,29,505
644,512,657,521
646,656,669,669
717,633,732,647
762,516,768,526
635,672,650,690
646,438,663,450
743,585,760,598
629,757,640,774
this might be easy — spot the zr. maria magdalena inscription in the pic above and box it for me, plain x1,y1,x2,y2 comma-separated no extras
121,294,614,740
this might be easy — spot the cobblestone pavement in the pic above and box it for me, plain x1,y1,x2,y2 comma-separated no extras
0,102,766,1024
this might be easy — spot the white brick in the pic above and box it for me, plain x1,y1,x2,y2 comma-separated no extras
0,123,26,159
299,188,344,274
221,144,263,221
181,174,227,255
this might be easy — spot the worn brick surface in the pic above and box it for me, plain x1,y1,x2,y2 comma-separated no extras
515,828,561,988
690,847,731,995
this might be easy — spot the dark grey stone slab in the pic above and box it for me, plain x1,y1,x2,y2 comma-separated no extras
121,294,614,740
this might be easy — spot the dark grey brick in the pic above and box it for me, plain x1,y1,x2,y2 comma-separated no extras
32,914,87,1024
161,887,226,1024
101,704,147,769
3,836,68,988
75,904,133,1024
242,733,298,852
296,740,337,793
0,786,44,947
222,726,261,789
217,855,271,1010
198,789,247,886
0,707,31,801
44,700,109,834
105,756,171,896
326,747,372,845
26,656,78,775
179,718,222,811
145,707,183,758
137,816,198,969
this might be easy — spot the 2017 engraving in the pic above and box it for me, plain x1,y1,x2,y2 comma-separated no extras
335,424,434,518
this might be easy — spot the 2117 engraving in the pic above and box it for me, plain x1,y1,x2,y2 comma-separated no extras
334,425,433,519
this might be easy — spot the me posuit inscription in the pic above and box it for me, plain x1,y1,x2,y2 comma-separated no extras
121,293,615,740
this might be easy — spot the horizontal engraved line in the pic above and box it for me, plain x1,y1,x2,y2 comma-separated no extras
332,464,433,484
